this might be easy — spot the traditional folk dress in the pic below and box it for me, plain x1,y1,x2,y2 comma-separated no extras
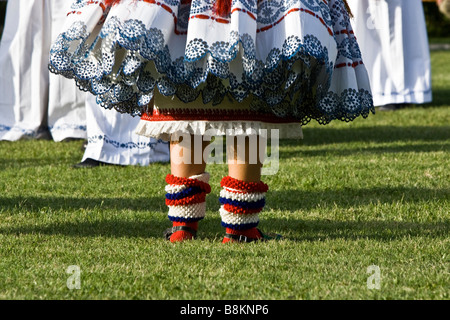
83,93,170,165
49,0,374,141
0,0,86,141
49,0,374,242
347,0,432,106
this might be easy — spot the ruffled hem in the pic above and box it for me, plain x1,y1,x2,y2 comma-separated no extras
135,120,303,141
48,0,374,124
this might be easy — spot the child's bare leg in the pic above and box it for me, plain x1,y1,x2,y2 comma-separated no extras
165,135,211,242
227,135,263,181
221,136,268,242
170,135,208,178
228,162,262,183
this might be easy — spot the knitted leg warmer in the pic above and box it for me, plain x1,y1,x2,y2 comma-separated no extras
219,176,269,243
165,172,211,242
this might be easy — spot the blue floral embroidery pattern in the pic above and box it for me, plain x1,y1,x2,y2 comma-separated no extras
87,134,169,150
49,0,374,124
0,124,86,138
0,124,36,138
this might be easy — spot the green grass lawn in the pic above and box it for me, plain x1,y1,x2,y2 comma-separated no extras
0,52,449,300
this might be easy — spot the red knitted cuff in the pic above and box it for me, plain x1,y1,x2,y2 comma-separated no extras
166,174,211,193
222,204,263,215
220,176,269,193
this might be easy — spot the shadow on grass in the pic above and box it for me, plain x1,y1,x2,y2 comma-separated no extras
278,125,449,158
0,185,448,241
261,186,449,241
426,88,450,107
1,186,446,214
0,216,446,242
0,220,170,239
287,125,450,146
255,217,449,242
280,142,449,158
0,195,164,212
0,195,168,238
266,187,449,211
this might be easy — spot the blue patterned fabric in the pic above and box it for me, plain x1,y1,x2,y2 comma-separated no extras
87,134,165,150
49,0,374,125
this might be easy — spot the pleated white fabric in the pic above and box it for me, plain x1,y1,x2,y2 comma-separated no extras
0,0,86,141
82,93,170,165
48,0,87,141
49,0,374,141
347,0,432,106
0,0,50,140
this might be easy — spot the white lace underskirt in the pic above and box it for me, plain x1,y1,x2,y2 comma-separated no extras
135,92,303,141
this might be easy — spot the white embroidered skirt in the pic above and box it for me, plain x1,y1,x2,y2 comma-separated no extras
49,0,374,140
0,0,86,141
83,93,170,165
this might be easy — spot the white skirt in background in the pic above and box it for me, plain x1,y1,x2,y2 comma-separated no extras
83,93,170,165
0,0,86,141
347,0,432,106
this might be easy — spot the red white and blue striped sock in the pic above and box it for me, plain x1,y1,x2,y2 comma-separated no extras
165,172,211,242
219,176,269,243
